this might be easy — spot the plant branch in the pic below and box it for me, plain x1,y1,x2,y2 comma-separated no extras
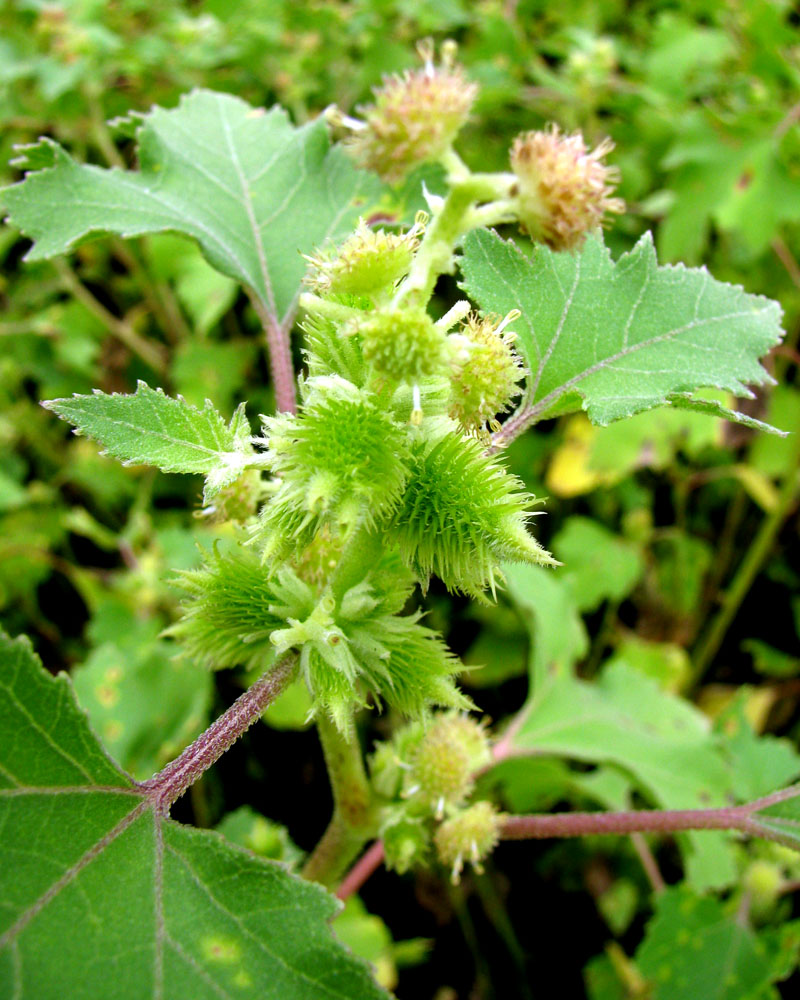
395,173,513,308
630,833,666,894
141,654,297,813
498,798,789,844
690,467,800,688
247,289,297,413
302,714,376,887
54,259,167,374
336,840,385,900
772,236,800,288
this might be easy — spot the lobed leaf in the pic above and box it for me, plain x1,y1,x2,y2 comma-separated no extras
634,886,800,1000
43,381,258,502
0,632,388,1000
2,89,382,327
460,228,784,432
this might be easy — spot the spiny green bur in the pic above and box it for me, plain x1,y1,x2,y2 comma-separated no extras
387,421,556,597
361,307,449,383
405,714,491,816
304,220,418,300
258,379,411,559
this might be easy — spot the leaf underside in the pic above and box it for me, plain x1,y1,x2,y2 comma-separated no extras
0,632,388,1000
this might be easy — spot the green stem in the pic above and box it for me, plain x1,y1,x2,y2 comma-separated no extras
690,468,800,688
301,713,376,886
395,172,513,308
298,292,363,323
328,523,384,603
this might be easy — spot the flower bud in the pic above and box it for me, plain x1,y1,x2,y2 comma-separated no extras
406,713,490,817
303,217,424,299
361,306,448,383
448,311,526,438
743,859,783,919
345,40,478,184
434,801,503,882
510,125,624,251
200,468,263,522
381,809,430,874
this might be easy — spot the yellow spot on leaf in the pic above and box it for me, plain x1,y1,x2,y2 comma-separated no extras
96,684,119,708
202,935,242,964
104,720,123,742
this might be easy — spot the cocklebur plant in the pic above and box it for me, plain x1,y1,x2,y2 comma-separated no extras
1,38,798,1000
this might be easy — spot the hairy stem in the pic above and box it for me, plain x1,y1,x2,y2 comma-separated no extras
142,654,297,813
501,804,761,840
690,467,800,688
247,289,297,413
302,714,376,886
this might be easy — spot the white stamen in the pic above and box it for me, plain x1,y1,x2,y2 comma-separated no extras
496,309,521,336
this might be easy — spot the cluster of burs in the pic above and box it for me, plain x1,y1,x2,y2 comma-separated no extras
172,41,622,877
173,209,553,727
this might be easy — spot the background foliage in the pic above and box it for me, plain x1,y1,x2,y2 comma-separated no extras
1,1,800,997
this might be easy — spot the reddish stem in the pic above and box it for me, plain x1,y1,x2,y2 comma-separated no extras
142,654,297,813
336,841,386,901
500,805,752,840
247,291,297,413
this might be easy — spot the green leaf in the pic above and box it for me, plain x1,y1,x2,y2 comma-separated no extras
0,632,388,1000
503,563,588,689
742,639,800,679
72,632,212,782
551,517,644,613
3,90,381,326
215,806,304,868
145,234,238,337
43,381,258,502
750,787,800,852
635,886,800,999
173,339,257,413
511,662,728,809
604,636,690,692
508,661,736,887
749,386,800,480
715,695,800,802
459,229,784,431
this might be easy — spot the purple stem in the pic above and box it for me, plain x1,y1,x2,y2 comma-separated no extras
500,804,756,840
336,840,385,901
247,290,297,414
142,654,297,813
